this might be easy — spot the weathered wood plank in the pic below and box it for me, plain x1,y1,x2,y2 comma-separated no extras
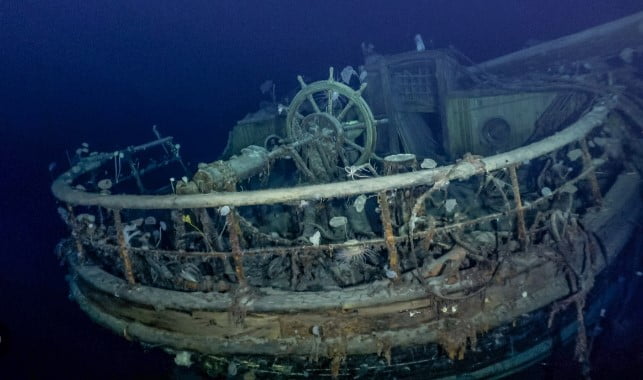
69,257,574,356
80,280,282,339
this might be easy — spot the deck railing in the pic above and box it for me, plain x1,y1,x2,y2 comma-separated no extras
53,105,611,292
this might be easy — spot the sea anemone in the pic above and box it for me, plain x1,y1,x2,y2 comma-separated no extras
334,240,378,265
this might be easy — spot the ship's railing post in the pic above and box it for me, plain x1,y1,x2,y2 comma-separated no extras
508,164,529,248
171,209,186,250
227,209,247,287
66,204,86,262
378,191,400,280
197,208,219,251
579,138,603,205
112,209,136,285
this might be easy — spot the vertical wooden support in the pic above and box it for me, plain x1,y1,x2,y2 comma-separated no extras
508,165,528,247
197,208,214,249
435,56,461,161
66,204,85,262
579,138,603,205
384,155,418,226
378,191,400,279
227,210,247,287
378,60,400,154
113,209,136,285
171,209,186,250
290,252,300,291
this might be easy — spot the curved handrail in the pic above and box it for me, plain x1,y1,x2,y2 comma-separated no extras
51,105,608,209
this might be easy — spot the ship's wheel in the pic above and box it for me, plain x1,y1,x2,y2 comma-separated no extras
286,67,377,167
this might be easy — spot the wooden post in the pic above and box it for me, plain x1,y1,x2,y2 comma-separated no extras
508,165,528,247
378,60,401,154
171,209,186,250
378,191,400,280
113,209,136,285
198,208,222,251
579,138,603,205
66,204,85,262
227,210,247,287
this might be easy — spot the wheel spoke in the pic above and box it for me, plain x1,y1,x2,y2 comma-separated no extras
306,95,321,113
336,99,355,121
343,139,382,161
338,149,350,168
345,139,365,152
343,122,366,132
326,89,333,114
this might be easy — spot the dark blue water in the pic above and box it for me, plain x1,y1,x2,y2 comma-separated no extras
1,1,642,378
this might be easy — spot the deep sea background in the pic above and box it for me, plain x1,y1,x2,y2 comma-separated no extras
1,1,642,378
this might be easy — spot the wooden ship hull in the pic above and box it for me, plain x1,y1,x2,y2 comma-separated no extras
53,13,643,378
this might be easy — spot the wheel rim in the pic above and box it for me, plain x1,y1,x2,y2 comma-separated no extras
286,68,376,166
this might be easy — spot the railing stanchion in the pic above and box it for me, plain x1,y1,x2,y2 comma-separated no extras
113,209,136,285
227,210,247,287
171,209,186,250
579,138,603,206
378,191,400,280
508,165,529,248
66,204,86,262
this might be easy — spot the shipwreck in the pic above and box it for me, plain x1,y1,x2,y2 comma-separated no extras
52,12,643,378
